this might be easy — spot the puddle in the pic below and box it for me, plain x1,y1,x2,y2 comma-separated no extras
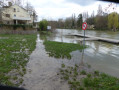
0,37,9,39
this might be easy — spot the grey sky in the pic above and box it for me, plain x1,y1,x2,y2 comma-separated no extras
65,0,96,6
26,0,118,21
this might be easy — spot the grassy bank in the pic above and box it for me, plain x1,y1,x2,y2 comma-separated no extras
59,64,119,90
0,34,37,86
43,41,85,59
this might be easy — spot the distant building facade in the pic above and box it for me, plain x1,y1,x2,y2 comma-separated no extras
0,2,37,25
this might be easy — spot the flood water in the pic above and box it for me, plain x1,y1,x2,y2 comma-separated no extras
47,29,119,78
22,34,69,90
22,30,119,90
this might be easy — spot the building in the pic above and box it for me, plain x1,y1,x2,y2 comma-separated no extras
0,2,37,25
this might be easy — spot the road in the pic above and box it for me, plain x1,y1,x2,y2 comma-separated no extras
22,34,69,90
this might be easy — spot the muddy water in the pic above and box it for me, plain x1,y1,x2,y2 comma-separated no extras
47,29,119,78
22,34,69,90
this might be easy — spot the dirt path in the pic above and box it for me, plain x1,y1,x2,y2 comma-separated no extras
22,34,69,90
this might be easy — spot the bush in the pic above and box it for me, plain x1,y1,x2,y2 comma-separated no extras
0,24,33,30
39,19,48,31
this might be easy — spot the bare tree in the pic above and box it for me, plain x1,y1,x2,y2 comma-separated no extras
57,18,65,28
48,20,58,30
25,2,34,13
83,12,88,22
91,11,95,17
24,2,37,25
71,13,77,28
15,0,23,6
97,4,103,16
0,0,6,23
65,17,72,28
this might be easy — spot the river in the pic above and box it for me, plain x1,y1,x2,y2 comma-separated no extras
46,29,119,78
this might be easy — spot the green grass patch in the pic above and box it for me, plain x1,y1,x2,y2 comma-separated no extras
59,64,119,90
61,63,65,68
0,34,37,86
80,70,87,75
43,41,85,59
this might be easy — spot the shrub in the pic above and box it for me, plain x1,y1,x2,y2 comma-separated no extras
39,19,48,31
94,70,99,76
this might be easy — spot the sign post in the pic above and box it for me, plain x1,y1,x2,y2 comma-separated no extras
82,22,87,46
80,22,87,65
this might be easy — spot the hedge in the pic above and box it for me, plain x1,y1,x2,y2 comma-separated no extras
0,24,33,30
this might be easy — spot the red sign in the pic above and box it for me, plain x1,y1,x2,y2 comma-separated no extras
82,22,87,30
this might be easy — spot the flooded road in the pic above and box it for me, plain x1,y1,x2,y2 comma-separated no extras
22,29,119,90
22,34,69,90
47,29,119,77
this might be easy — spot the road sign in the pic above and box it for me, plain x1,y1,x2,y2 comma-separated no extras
82,22,87,30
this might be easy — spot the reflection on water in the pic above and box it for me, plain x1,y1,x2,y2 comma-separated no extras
46,29,119,77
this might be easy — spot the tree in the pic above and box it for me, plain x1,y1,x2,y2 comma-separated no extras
57,18,65,28
25,2,34,13
86,17,95,25
15,0,22,6
94,5,108,30
86,11,95,25
48,20,58,30
95,15,108,30
71,14,76,28
91,11,95,17
77,14,83,28
64,17,72,29
39,19,48,31
0,0,9,23
97,5,103,16
83,12,88,22
108,12,118,32
24,2,37,25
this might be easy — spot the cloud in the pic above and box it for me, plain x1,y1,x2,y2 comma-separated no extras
27,0,115,21
28,0,66,8
64,0,96,6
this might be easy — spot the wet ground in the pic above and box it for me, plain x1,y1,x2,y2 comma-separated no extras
22,29,119,90
46,29,119,77
22,34,69,90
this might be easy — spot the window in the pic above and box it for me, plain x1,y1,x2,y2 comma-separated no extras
14,14,16,17
6,14,10,18
14,8,16,12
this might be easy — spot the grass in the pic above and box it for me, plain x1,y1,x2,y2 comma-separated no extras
43,40,85,59
0,34,37,86
80,70,87,75
61,63,65,68
59,64,119,90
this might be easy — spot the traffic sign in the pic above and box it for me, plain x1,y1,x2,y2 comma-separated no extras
82,22,87,30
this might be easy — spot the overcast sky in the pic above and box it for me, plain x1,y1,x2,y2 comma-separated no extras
25,0,119,21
